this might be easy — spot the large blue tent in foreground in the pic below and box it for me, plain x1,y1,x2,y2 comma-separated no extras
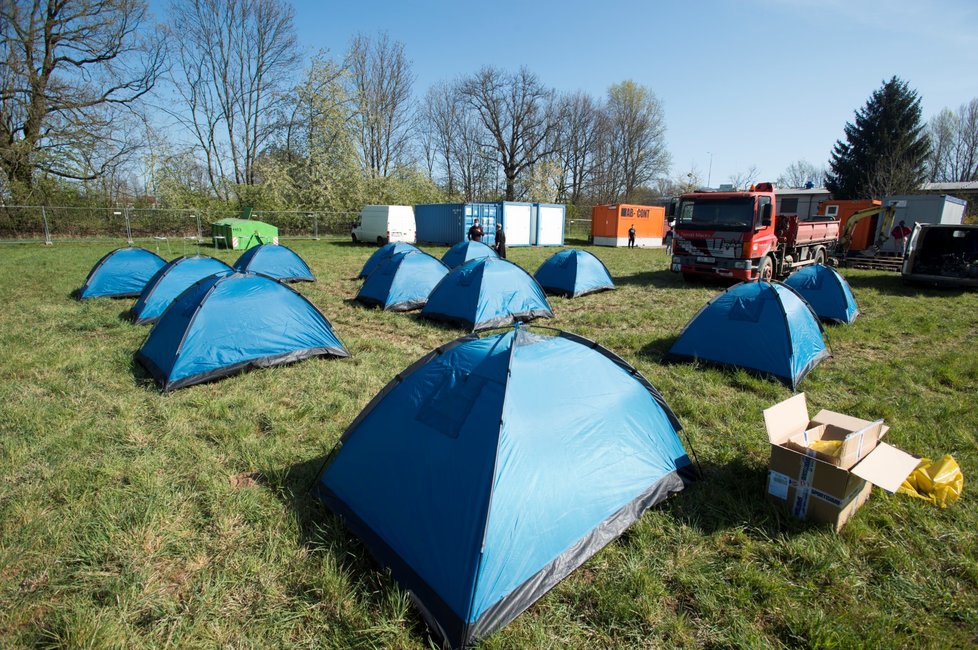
314,326,693,649
356,250,449,311
136,272,348,391
77,247,167,299
783,264,859,324
667,281,830,389
233,244,315,282
421,257,552,331
534,249,615,297
130,255,232,324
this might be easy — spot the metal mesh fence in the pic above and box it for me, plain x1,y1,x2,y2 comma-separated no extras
0,206,361,244
0,205,593,245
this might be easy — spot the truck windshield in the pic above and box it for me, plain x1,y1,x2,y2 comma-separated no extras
677,198,754,231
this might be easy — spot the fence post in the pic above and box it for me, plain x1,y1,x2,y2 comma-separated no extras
311,213,318,240
41,206,53,245
125,206,134,244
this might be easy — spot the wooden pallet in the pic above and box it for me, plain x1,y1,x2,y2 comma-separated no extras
841,254,904,272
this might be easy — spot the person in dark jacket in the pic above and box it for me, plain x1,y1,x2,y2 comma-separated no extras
468,219,484,242
495,223,506,259
628,225,636,248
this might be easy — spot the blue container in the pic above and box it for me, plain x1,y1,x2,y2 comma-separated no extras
415,203,497,246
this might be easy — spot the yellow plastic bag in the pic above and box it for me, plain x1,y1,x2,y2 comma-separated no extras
898,455,964,508
809,439,842,457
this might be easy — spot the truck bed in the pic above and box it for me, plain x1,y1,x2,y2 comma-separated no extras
781,215,840,247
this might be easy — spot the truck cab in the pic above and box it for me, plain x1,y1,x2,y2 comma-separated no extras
670,182,839,281
670,183,778,281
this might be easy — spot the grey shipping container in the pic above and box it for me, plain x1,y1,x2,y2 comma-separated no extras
415,203,497,246
878,194,967,253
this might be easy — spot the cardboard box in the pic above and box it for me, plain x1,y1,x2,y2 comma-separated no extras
763,393,920,531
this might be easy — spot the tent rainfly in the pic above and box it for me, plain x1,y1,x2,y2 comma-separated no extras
441,240,498,269
356,250,450,311
130,255,232,324
314,326,694,649
77,247,168,299
233,244,315,282
666,281,830,388
783,264,859,324
534,249,615,297
358,242,420,279
421,257,552,331
135,272,347,391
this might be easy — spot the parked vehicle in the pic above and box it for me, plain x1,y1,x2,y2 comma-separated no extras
352,205,416,245
902,223,978,288
669,182,840,281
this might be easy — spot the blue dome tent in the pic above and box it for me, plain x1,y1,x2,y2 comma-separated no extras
77,247,167,299
441,240,498,269
355,250,450,311
233,244,315,282
358,242,419,279
534,249,615,297
130,255,232,324
783,264,859,324
667,281,830,389
314,327,694,650
136,272,348,391
421,257,553,331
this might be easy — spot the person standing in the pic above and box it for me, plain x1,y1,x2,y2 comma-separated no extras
494,223,506,259
628,224,636,248
468,218,484,242
891,220,912,253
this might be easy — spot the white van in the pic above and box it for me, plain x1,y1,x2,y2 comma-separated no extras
352,205,416,245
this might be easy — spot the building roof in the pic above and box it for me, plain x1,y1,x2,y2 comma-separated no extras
775,187,831,196
921,181,978,192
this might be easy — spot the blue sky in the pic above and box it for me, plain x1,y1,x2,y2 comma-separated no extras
152,0,978,186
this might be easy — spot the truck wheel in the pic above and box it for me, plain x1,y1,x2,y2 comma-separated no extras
758,256,774,282
813,248,826,265
376,236,387,246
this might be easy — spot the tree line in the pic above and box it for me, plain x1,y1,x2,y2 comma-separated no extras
2,1,977,215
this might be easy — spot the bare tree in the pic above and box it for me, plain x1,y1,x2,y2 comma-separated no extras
459,66,559,201
776,160,825,188
346,32,415,178
602,80,669,202
555,91,604,205
926,109,957,182
420,81,460,195
0,0,163,200
728,165,760,190
948,99,978,181
167,0,298,199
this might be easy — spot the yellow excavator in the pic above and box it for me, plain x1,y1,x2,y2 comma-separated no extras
837,203,899,258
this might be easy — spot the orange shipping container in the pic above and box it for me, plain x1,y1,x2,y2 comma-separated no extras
818,199,880,252
591,204,666,247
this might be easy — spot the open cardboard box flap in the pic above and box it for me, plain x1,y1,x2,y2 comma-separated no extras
763,393,810,444
851,442,920,493
811,409,890,439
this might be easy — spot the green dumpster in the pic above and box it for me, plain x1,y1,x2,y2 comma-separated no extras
211,218,279,250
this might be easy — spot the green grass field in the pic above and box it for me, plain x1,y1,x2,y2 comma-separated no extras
1,239,975,648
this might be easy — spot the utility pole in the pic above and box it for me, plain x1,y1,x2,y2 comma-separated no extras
707,152,713,189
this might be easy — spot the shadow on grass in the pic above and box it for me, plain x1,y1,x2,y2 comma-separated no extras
844,271,969,297
128,356,157,390
638,335,679,361
613,268,684,288
666,456,817,537
260,455,439,644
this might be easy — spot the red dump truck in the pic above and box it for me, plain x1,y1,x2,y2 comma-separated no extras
669,183,841,281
